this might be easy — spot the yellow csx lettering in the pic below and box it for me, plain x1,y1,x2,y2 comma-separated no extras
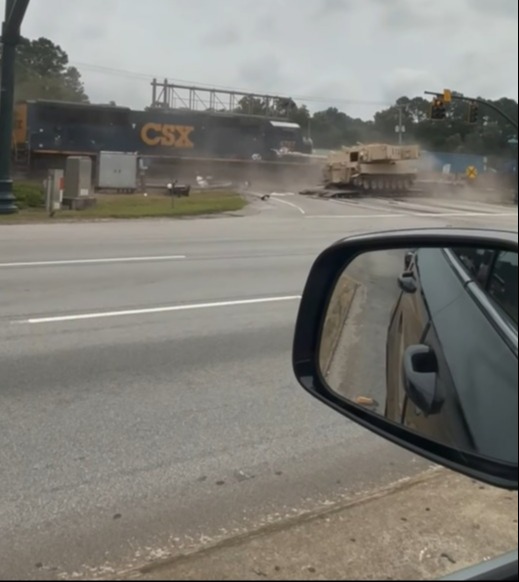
140,123,195,148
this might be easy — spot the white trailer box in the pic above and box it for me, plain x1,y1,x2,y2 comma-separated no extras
97,151,138,192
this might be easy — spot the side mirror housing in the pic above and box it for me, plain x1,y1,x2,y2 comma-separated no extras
292,227,518,490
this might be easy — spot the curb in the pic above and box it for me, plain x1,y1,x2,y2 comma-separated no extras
121,468,444,580
319,274,360,376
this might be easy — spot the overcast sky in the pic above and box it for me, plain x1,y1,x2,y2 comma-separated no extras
17,0,519,119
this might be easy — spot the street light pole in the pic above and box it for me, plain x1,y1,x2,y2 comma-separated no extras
0,0,30,215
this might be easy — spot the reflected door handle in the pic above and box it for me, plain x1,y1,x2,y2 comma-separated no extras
403,344,443,416
398,273,417,293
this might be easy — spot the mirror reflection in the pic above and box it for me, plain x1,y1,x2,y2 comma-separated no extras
319,246,518,465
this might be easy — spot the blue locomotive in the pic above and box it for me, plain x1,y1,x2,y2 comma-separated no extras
12,99,313,170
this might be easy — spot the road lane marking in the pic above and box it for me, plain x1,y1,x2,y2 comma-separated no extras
328,198,398,213
0,255,186,268
307,211,517,219
247,189,306,214
270,197,306,215
313,195,517,217
382,199,513,215
17,295,302,325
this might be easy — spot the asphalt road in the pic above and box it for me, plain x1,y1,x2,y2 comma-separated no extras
0,193,516,580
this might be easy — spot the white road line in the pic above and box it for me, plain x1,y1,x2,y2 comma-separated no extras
17,295,302,325
326,197,516,216
328,198,397,213
386,200,508,215
307,212,517,219
0,255,186,268
269,196,306,215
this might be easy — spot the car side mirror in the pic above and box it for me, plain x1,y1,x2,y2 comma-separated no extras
292,228,518,490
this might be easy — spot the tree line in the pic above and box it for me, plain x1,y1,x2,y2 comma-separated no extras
5,36,518,158
234,95,518,158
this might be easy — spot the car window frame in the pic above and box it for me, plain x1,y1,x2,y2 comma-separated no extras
449,247,498,287
443,249,518,356
485,250,518,328
448,246,518,321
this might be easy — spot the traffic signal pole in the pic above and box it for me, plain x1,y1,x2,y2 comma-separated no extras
426,89,518,205
425,90,518,131
0,0,30,215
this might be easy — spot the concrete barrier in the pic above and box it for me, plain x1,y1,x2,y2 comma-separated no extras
319,273,360,376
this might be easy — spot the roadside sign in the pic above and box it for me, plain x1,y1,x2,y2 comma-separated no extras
466,165,478,180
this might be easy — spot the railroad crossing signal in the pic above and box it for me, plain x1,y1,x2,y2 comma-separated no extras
466,166,478,180
468,102,479,124
430,97,446,120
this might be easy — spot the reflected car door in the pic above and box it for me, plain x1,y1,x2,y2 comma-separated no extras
405,248,517,462
386,250,430,422
396,248,473,444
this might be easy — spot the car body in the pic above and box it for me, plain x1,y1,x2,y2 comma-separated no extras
386,245,518,464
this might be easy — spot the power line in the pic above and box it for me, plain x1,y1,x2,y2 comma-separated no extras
71,60,391,108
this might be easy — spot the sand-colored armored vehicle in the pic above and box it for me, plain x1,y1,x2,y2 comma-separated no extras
323,143,421,192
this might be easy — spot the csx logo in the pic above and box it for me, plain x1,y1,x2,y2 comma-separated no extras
140,123,195,148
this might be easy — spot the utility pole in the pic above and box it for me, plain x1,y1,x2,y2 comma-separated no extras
0,0,30,215
395,104,406,145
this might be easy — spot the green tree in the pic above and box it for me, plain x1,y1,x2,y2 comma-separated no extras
310,107,380,149
287,103,311,133
307,94,518,156
233,96,305,119
10,36,89,102
234,96,268,116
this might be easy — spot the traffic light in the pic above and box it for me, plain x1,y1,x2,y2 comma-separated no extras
468,102,479,124
430,97,446,120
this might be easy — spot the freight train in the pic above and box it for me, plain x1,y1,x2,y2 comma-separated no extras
12,99,314,173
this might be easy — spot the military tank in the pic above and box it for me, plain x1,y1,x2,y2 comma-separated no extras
323,143,420,193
